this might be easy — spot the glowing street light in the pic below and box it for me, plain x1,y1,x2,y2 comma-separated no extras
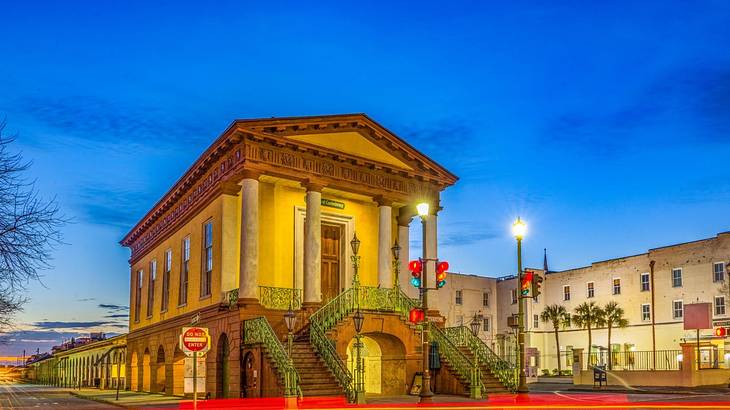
512,217,527,240
416,202,430,218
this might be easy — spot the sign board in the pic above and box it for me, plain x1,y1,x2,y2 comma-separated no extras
180,327,211,354
184,355,206,394
191,312,200,325
321,198,345,209
684,303,712,330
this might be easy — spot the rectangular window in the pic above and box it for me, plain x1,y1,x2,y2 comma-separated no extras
134,270,143,322
147,260,156,317
563,285,571,301
483,316,490,332
715,296,726,316
455,290,463,305
587,282,595,298
511,289,517,304
640,273,650,292
201,221,213,297
672,268,683,288
161,249,171,311
533,314,539,329
612,278,621,295
641,304,651,321
714,262,725,283
179,236,190,306
673,300,683,319
483,292,489,307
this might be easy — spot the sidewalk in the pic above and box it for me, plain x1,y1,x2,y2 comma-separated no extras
529,381,730,395
69,388,184,408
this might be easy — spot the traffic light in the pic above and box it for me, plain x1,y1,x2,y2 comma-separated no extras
409,307,425,324
532,273,544,300
521,270,533,297
715,327,727,337
409,260,423,288
436,260,449,288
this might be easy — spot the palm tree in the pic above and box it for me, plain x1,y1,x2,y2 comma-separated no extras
540,304,571,374
603,301,628,370
573,301,605,366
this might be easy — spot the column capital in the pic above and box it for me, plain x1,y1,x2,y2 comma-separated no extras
374,195,394,207
398,205,417,226
240,168,262,181
302,180,325,193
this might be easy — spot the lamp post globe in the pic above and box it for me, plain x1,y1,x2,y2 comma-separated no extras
512,217,527,240
350,232,361,256
470,312,481,336
391,241,401,261
416,202,430,218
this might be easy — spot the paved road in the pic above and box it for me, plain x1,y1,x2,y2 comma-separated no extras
0,383,116,409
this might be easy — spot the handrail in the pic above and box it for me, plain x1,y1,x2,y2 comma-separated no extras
308,286,420,403
429,323,485,394
243,317,301,397
259,286,302,310
309,288,356,402
445,325,518,392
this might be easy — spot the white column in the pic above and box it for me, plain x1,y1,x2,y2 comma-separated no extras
397,215,413,296
377,199,393,288
422,212,438,309
239,171,260,302
303,185,322,305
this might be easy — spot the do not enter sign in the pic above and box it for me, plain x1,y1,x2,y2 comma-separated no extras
180,327,211,354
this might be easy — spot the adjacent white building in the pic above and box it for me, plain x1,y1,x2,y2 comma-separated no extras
438,231,730,372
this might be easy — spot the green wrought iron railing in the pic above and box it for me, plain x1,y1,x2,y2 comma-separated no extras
444,325,518,392
243,317,301,397
429,323,485,394
309,288,356,402
259,286,302,310
308,286,419,403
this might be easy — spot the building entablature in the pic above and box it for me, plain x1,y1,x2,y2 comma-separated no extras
121,114,457,264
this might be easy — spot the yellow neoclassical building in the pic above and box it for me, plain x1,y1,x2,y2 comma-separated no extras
119,114,495,400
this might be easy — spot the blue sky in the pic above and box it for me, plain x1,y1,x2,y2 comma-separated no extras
0,1,728,357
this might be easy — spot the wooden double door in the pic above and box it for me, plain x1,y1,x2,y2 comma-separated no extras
321,223,342,303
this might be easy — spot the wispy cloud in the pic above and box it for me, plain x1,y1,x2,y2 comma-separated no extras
12,95,211,152
541,64,730,155
98,304,129,312
104,314,129,319
33,321,109,329
76,185,148,229
76,297,96,302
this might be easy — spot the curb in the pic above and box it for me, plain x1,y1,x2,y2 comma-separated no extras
69,391,128,408
554,387,730,395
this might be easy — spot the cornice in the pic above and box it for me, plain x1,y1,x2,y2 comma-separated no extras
121,114,457,263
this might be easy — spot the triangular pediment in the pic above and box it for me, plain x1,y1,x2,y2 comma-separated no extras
286,131,414,170
235,114,458,185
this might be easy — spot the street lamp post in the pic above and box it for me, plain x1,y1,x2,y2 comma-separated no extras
416,202,434,403
284,305,296,358
469,312,483,399
512,217,529,393
391,241,401,290
353,309,366,404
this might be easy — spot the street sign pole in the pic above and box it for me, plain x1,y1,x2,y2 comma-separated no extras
193,350,198,410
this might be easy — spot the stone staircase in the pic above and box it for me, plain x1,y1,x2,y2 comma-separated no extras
458,347,509,394
290,328,345,397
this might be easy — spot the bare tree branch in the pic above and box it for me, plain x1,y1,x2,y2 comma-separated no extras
0,120,67,330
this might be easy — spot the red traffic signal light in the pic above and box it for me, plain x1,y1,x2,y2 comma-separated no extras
436,260,449,288
409,307,425,324
408,260,423,277
715,327,727,337
521,270,534,296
